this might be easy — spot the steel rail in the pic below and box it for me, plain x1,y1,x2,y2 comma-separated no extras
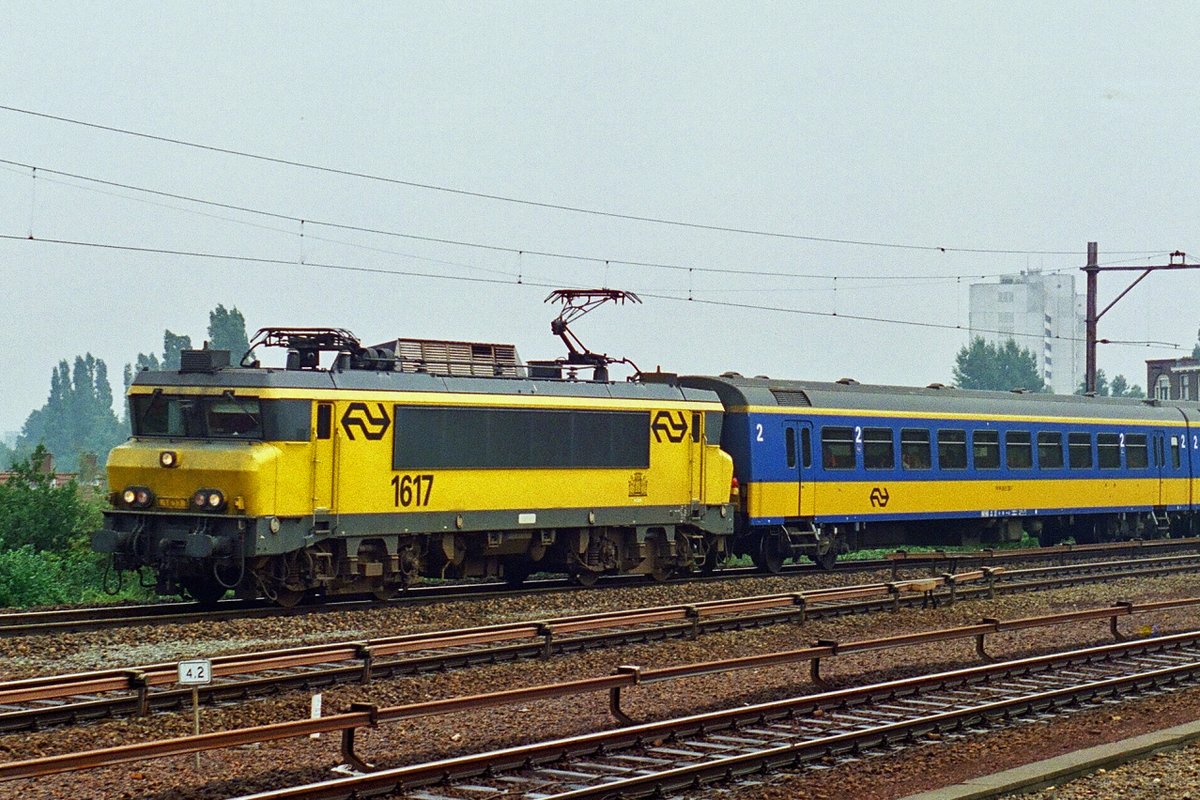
227,632,1200,800
3,601,1198,783
2,536,1195,637
2,554,1199,733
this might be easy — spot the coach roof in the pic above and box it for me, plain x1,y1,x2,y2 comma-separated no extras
680,374,1195,422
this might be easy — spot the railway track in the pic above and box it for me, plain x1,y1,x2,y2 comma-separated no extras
2,551,1199,734
5,604,1200,798
1,537,1193,637
230,630,1200,800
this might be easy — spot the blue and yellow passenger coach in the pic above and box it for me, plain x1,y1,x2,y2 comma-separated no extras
683,375,1199,571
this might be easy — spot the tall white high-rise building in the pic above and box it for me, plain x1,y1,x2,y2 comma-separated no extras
968,271,1085,395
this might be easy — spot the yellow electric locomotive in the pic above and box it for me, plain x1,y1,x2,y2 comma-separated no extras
93,329,736,605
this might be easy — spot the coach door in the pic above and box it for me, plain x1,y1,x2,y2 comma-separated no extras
785,421,815,517
313,403,336,513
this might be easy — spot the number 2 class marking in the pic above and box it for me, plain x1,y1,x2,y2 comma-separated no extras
755,424,764,442
392,474,434,507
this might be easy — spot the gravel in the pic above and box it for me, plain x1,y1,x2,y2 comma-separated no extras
0,568,1198,799
1018,740,1200,800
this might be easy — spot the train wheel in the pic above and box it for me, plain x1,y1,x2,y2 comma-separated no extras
810,547,837,571
572,568,600,587
274,588,305,608
181,577,226,608
751,533,786,574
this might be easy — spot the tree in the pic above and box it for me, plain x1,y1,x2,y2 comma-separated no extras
0,445,102,552
1193,327,1200,360
162,330,192,370
18,355,125,472
952,337,1045,392
1076,369,1144,398
1109,374,1145,398
123,351,160,391
208,305,250,359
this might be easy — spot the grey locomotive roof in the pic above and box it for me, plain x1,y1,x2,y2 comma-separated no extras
680,374,1199,422
130,366,719,404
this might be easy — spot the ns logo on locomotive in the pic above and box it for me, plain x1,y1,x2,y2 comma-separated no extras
93,298,1200,607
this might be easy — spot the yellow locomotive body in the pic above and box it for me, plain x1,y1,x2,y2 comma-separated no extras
96,338,735,604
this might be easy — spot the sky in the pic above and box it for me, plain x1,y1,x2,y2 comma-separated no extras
2,1,1200,435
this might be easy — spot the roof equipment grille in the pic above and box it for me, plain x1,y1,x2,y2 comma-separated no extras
770,389,812,407
375,338,523,377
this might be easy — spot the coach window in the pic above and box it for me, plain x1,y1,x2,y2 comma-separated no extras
1068,432,1093,469
973,430,1000,469
801,428,813,469
1097,433,1121,469
1005,431,1033,469
937,429,967,470
1037,431,1064,469
863,428,894,470
900,429,931,470
1125,433,1149,469
822,427,855,470
1173,435,1183,469
785,428,797,469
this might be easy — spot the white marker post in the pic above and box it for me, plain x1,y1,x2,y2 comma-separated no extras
177,659,212,771
310,693,323,738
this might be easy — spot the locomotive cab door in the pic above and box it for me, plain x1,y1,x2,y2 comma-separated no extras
313,402,336,514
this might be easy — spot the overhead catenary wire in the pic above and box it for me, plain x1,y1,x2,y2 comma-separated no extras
0,158,1170,284
0,232,1187,354
0,105,1169,257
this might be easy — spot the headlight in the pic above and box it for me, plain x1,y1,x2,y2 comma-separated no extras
159,450,178,468
122,486,154,509
191,489,226,512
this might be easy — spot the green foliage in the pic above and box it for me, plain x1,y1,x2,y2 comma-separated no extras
0,445,102,552
1193,327,1200,360
162,330,192,370
0,445,134,608
952,337,1045,392
17,356,125,472
0,546,68,607
208,305,250,359
123,352,160,391
1075,369,1144,398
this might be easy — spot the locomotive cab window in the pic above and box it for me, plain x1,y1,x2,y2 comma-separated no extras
1005,431,1032,469
821,427,855,470
973,430,1000,469
1125,433,1149,469
1097,433,1121,469
1068,432,1093,469
900,429,931,470
937,429,967,470
130,393,307,441
1037,431,1064,469
863,428,893,470
207,397,261,437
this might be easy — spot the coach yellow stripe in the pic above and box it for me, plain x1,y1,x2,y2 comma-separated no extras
745,477,1190,518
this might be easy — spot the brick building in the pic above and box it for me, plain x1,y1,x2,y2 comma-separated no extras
1146,357,1200,401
